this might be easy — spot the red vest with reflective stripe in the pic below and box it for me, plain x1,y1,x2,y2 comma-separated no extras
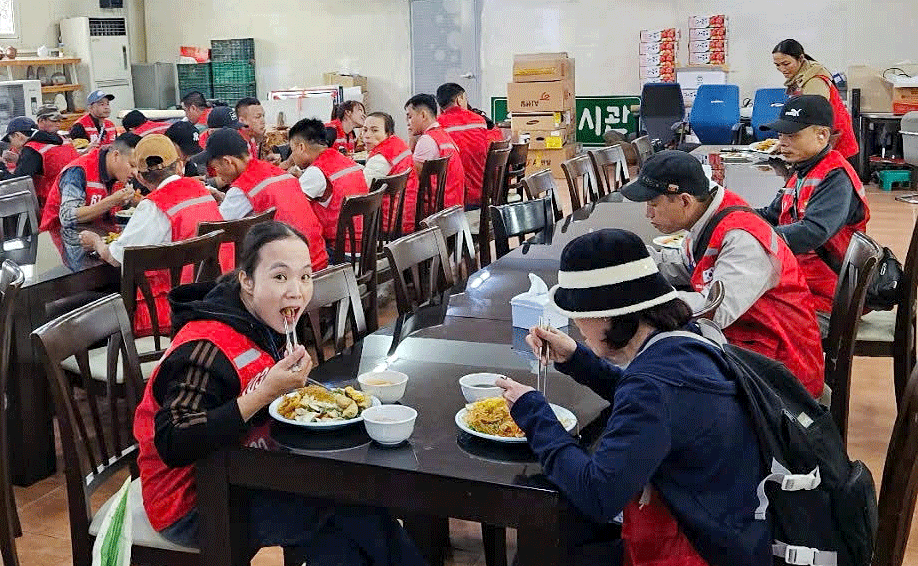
792,76,858,158
780,150,869,311
231,159,329,271
423,126,465,208
24,140,78,207
75,113,116,146
325,119,355,154
129,178,232,337
691,190,825,397
198,128,211,149
622,485,710,566
195,108,212,127
310,148,369,244
40,148,111,230
369,135,419,235
487,127,505,143
133,121,171,136
241,129,260,159
438,107,489,206
134,320,276,531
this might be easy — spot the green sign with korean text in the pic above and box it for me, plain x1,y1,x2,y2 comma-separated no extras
491,95,641,147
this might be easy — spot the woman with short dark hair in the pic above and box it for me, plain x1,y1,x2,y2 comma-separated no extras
362,111,419,236
497,228,770,566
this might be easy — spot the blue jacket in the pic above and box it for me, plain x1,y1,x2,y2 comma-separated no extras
510,329,771,566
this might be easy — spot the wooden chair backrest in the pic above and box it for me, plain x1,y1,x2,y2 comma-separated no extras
490,194,554,260
196,207,276,265
415,156,450,231
370,169,411,243
520,169,563,221
892,214,918,404
0,191,38,242
301,263,368,364
0,260,22,566
420,205,477,286
589,144,629,195
383,226,455,316
478,146,511,267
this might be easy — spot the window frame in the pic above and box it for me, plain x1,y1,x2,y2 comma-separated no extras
0,0,20,41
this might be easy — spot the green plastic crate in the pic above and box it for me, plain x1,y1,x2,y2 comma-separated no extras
210,38,255,63
212,83,257,106
211,62,255,85
178,84,213,99
176,63,211,85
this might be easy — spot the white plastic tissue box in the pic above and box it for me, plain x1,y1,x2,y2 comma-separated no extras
510,274,568,329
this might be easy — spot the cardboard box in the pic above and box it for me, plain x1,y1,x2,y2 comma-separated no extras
689,40,727,52
512,53,574,83
526,143,577,178
847,65,894,112
893,86,918,104
689,27,727,41
507,80,574,112
639,41,678,55
677,67,728,88
688,51,727,65
639,52,677,66
323,72,368,91
513,127,574,150
641,76,677,86
682,88,697,106
688,15,729,29
510,111,572,131
639,28,680,42
639,64,676,79
894,102,918,115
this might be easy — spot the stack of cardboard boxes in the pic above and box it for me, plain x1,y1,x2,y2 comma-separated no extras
639,28,680,85
687,15,728,66
323,72,369,107
507,52,576,178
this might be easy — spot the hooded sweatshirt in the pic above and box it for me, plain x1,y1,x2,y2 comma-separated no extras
150,279,288,468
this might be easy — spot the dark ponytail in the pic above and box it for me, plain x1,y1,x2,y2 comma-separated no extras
773,39,815,61
220,221,310,290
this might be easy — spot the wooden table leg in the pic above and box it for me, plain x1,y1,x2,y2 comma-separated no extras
402,515,447,566
515,525,563,566
197,451,248,566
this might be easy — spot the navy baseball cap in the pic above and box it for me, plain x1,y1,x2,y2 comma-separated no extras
165,121,202,156
207,106,242,129
761,95,834,134
2,117,36,142
621,150,712,202
87,90,115,105
199,127,250,163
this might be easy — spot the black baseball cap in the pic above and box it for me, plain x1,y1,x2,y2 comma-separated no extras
122,109,148,130
621,150,712,202
165,120,202,156
2,117,36,142
761,95,834,134
207,106,242,129
199,127,250,163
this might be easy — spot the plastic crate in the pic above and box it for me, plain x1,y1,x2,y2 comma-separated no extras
211,62,255,85
176,63,212,85
210,38,255,63
212,83,257,105
178,84,213,99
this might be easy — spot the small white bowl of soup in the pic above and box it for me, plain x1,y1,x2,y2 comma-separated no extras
459,373,505,403
357,370,408,404
362,404,417,446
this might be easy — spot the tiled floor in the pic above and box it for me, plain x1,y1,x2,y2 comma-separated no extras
9,185,918,565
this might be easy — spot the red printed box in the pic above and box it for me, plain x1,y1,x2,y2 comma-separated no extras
688,51,727,65
639,64,676,79
639,41,678,55
689,40,727,52
639,28,680,42
689,15,729,29
689,28,728,41
639,52,676,66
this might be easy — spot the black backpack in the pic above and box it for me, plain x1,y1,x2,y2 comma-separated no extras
648,330,878,566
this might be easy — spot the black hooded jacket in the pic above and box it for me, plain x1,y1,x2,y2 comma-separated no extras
151,279,288,468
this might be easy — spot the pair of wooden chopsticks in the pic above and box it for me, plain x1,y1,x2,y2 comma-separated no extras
537,316,551,399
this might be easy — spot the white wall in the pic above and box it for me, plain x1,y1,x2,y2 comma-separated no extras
143,0,411,136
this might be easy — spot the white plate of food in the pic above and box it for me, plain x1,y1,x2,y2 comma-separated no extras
269,385,379,430
455,397,577,443
749,138,780,154
652,232,687,249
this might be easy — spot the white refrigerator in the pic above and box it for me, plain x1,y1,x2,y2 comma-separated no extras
60,17,135,121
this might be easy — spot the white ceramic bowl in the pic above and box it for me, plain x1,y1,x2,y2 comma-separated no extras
357,370,408,404
362,404,417,446
459,373,505,403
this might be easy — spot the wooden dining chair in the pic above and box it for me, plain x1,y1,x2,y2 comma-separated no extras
588,144,629,195
633,135,654,169
691,280,725,319
853,214,918,407
520,169,564,221
414,156,450,231
331,188,385,333
31,294,199,566
420,205,477,287
503,142,529,204
873,364,918,566
490,194,554,260
196,206,276,265
0,261,23,566
477,145,511,268
561,154,600,211
0,191,38,243
489,138,510,151
300,263,368,364
383,226,455,317
824,232,882,446
371,169,412,243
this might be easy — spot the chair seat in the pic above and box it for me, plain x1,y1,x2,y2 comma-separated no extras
855,310,895,344
89,478,198,554
60,336,170,382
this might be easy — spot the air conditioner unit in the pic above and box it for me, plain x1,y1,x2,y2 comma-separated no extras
60,16,135,119
0,80,42,131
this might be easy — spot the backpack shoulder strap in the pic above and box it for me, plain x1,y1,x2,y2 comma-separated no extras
691,205,757,262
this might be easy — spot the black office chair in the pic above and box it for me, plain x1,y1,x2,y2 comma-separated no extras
639,83,685,148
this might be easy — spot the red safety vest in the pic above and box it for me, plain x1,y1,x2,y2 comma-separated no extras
691,190,825,397
622,485,710,566
791,76,858,159
131,177,232,337
241,129,260,159
23,140,78,207
368,135,419,236
198,128,212,149
230,159,329,271
193,108,212,128
75,113,116,146
132,121,171,137
421,126,465,209
310,148,368,245
438,106,490,206
325,119,356,154
134,319,276,531
40,148,112,230
780,150,870,312
487,127,506,144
